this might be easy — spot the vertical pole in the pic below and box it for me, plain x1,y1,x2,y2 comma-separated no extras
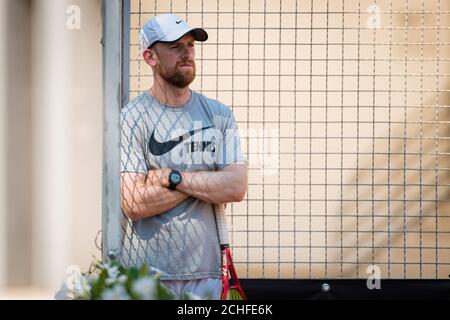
122,0,130,108
102,0,130,263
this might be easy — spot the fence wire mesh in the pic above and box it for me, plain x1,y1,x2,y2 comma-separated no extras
120,0,450,279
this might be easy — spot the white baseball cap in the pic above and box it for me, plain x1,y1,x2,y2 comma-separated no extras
140,13,208,50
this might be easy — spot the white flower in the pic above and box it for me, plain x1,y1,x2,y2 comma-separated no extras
100,285,130,300
117,274,128,284
104,265,122,286
56,260,185,300
73,276,91,299
105,265,120,279
132,277,156,300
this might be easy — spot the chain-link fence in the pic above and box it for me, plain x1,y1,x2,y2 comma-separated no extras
104,0,450,281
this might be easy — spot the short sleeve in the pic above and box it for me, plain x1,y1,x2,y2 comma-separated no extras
120,105,148,174
216,108,246,170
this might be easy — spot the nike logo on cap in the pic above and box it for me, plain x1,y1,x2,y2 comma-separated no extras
149,126,212,156
176,20,182,24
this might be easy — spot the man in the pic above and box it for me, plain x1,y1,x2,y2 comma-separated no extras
120,14,247,299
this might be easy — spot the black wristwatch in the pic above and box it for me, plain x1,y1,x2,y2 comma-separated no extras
168,170,182,190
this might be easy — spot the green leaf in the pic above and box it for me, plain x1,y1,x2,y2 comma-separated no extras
90,271,107,300
156,282,176,300
138,263,149,277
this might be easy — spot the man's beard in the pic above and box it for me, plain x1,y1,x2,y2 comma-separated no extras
157,61,196,88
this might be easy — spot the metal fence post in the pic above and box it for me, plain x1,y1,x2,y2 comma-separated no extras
102,0,130,263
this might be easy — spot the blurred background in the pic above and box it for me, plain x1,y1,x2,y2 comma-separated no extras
0,0,102,298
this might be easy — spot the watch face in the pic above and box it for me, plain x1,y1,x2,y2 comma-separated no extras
170,172,181,184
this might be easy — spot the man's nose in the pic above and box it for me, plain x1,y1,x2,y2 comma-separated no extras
181,45,194,58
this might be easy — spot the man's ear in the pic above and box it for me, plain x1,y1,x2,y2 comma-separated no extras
143,48,158,67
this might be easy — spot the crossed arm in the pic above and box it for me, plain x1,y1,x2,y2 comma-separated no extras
121,163,248,221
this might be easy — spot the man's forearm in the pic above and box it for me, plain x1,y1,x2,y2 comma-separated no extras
176,168,247,204
122,174,189,220
134,186,189,219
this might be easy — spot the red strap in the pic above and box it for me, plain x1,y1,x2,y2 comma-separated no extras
221,248,229,300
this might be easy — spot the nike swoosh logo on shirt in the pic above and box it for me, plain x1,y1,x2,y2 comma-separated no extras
149,126,212,156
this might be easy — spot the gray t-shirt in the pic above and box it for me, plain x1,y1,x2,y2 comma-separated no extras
120,90,245,280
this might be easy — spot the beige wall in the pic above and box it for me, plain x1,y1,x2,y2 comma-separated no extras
31,0,103,289
0,0,102,294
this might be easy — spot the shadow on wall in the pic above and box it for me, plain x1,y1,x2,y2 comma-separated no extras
336,3,450,278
